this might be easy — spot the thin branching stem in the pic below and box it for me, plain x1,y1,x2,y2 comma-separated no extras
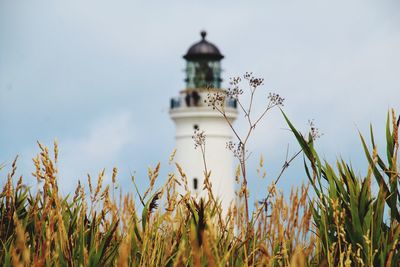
206,73,285,234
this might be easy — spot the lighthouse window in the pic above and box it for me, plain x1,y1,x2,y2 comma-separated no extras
193,124,199,130
193,178,198,190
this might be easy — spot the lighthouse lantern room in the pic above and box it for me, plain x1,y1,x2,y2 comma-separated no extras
169,31,238,212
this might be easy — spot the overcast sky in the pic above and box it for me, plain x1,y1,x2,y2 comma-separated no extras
1,0,399,203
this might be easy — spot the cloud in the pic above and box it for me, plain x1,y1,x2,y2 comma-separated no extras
1,0,399,200
57,110,135,194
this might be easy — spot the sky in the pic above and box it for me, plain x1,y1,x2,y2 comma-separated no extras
1,0,399,204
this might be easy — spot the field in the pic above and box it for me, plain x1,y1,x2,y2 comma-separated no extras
1,109,399,266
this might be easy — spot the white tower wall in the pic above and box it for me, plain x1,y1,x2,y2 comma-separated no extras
170,90,237,212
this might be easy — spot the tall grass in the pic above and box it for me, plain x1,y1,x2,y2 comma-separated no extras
1,141,313,266
1,110,399,265
284,109,400,266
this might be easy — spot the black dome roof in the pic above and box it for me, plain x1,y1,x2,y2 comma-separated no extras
183,31,224,61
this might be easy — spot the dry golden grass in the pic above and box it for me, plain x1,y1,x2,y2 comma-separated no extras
0,140,317,266
1,109,399,266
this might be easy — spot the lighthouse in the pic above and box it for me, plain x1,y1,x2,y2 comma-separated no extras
169,31,238,212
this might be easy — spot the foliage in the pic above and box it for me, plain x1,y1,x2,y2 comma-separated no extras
283,109,400,266
0,141,313,266
1,100,399,265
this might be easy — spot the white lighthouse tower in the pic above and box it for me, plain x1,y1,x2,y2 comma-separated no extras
170,31,238,212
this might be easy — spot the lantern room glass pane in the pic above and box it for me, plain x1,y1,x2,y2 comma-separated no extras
185,60,221,88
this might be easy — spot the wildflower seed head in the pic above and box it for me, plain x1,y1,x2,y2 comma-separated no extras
308,119,323,140
268,93,285,107
227,77,244,100
192,129,206,149
226,141,245,159
243,72,252,80
243,72,264,88
205,90,225,110
229,76,242,86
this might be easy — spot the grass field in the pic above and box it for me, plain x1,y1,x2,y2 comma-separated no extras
1,110,399,266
